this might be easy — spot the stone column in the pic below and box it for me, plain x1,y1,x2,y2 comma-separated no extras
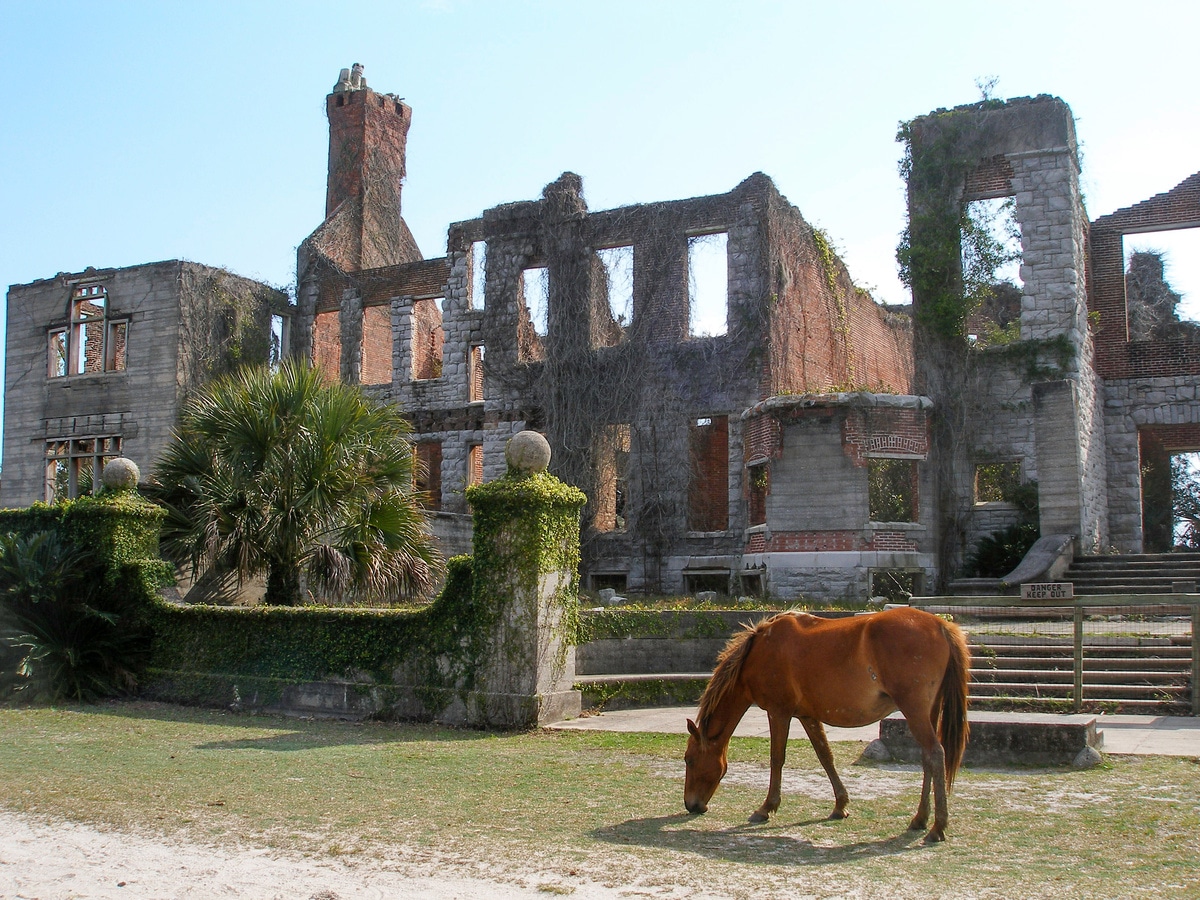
465,431,585,727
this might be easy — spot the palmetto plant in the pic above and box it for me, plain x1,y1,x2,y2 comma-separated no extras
0,530,140,701
149,359,442,606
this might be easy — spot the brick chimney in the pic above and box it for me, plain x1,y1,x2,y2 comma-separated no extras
320,67,421,270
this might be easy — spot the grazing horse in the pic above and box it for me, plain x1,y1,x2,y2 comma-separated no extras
683,607,970,842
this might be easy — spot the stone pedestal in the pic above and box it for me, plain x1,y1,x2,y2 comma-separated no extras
464,435,586,728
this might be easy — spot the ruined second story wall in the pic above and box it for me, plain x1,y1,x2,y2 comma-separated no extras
1090,172,1200,379
762,193,912,396
1,262,285,508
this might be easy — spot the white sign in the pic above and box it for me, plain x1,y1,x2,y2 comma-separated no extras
1021,582,1074,600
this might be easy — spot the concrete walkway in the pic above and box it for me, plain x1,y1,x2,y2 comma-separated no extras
549,706,1200,756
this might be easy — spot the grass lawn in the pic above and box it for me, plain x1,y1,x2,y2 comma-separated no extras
1,701,1197,899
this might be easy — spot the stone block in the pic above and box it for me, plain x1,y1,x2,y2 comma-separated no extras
879,712,1102,767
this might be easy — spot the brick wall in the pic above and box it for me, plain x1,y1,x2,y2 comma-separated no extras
765,197,913,396
313,310,341,381
360,302,392,385
1090,173,1200,380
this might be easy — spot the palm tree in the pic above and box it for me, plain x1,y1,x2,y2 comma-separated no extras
149,359,442,606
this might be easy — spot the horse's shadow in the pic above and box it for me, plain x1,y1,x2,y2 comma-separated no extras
590,814,928,867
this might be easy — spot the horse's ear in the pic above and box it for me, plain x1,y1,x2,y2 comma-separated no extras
687,718,700,739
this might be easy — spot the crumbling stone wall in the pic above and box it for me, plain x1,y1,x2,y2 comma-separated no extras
1090,172,1200,551
293,74,912,596
904,96,1108,586
296,148,910,593
1,262,284,507
764,194,913,395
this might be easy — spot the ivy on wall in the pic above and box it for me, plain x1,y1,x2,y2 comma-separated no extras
895,102,1018,341
3,459,593,723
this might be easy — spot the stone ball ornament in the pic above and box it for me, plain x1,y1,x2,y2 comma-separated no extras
101,457,141,491
505,431,552,473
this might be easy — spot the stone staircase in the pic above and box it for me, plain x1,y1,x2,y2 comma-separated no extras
1063,551,1200,595
967,633,1193,713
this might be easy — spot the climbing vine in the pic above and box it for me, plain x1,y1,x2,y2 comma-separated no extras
895,100,1016,341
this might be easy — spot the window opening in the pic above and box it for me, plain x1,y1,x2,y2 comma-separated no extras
687,232,728,337
1124,231,1200,336
45,436,122,502
688,415,729,531
414,441,442,510
412,296,445,380
739,571,764,597
593,424,630,532
360,304,392,385
269,314,288,370
597,245,634,329
747,462,769,526
51,284,128,377
467,443,484,487
522,267,549,337
48,330,68,377
684,570,730,596
1168,451,1200,550
469,344,485,402
962,198,1022,343
590,572,628,593
469,241,487,310
974,460,1021,504
868,457,918,523
869,569,921,603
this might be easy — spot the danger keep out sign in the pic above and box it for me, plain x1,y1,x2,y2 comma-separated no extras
1021,582,1074,600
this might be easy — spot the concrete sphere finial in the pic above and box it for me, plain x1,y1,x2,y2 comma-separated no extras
102,457,140,491
505,431,551,473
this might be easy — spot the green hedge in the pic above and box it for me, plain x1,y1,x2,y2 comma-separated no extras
141,554,481,714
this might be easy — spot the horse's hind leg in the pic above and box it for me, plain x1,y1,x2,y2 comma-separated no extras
909,767,931,832
799,717,849,819
750,711,791,823
904,714,948,842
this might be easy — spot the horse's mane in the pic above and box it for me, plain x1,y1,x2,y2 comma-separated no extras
697,613,793,734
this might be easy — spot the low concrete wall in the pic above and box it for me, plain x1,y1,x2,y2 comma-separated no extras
577,638,728,675
880,711,1102,766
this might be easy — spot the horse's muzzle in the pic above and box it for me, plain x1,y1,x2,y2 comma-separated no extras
685,801,708,815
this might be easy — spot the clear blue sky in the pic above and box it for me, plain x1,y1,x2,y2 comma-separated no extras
2,0,1198,439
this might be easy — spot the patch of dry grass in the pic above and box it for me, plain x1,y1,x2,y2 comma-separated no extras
1,702,1197,899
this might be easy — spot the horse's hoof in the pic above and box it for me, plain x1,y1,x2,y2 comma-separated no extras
907,818,927,831
748,812,769,824
829,809,849,820
924,829,946,843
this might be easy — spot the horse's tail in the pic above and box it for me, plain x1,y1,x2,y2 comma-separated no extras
938,618,971,788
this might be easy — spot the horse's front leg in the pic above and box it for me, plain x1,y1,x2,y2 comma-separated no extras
799,717,850,819
749,711,791,823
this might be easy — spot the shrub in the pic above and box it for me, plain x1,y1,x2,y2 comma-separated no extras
0,530,145,702
965,521,1039,578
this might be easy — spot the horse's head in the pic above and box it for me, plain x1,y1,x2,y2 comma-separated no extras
683,718,727,814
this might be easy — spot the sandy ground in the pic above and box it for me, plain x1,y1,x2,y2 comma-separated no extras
0,811,641,900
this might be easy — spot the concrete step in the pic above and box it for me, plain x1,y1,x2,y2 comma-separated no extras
971,668,1187,685
970,682,1189,700
975,656,1189,670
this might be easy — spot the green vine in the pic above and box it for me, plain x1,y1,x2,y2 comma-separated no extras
895,101,1017,341
812,227,855,376
986,333,1075,382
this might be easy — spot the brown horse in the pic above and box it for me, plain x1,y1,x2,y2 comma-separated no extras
684,607,970,842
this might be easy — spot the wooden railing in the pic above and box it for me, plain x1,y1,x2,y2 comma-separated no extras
910,594,1200,716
